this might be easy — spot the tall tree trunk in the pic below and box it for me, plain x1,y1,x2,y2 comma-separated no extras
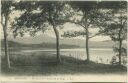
52,25,61,63
84,13,90,62
86,28,90,62
118,12,124,66
118,27,123,65
3,15,11,68
48,9,61,63
118,39,122,65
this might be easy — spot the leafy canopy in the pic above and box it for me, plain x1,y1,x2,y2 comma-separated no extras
12,1,69,37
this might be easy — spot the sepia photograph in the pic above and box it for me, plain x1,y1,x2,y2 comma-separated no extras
0,0,127,82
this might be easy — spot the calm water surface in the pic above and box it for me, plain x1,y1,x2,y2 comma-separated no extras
21,48,116,64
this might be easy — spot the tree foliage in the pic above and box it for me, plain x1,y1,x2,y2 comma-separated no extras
95,1,127,65
12,1,69,37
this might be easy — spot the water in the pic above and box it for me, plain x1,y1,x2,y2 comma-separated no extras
61,48,115,64
21,48,116,64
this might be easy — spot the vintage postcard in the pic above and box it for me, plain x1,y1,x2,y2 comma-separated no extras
0,0,127,82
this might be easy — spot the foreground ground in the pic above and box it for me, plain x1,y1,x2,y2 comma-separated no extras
1,51,127,76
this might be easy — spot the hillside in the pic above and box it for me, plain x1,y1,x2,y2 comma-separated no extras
0,33,119,49
1,39,80,49
1,40,115,49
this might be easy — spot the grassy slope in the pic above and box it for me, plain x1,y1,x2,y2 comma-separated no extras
1,51,126,76
1,38,126,76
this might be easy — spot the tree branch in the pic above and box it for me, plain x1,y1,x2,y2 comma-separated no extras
1,16,5,27
89,25,116,39
67,20,86,29
123,19,127,26
89,31,104,39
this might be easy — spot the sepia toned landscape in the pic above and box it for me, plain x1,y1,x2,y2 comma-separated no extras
0,0,127,82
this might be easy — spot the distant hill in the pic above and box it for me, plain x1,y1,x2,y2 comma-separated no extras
1,39,80,49
8,34,56,44
1,34,121,49
1,37,115,49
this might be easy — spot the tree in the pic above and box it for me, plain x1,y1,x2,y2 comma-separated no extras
1,0,14,68
95,1,127,65
63,1,100,62
12,1,69,63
